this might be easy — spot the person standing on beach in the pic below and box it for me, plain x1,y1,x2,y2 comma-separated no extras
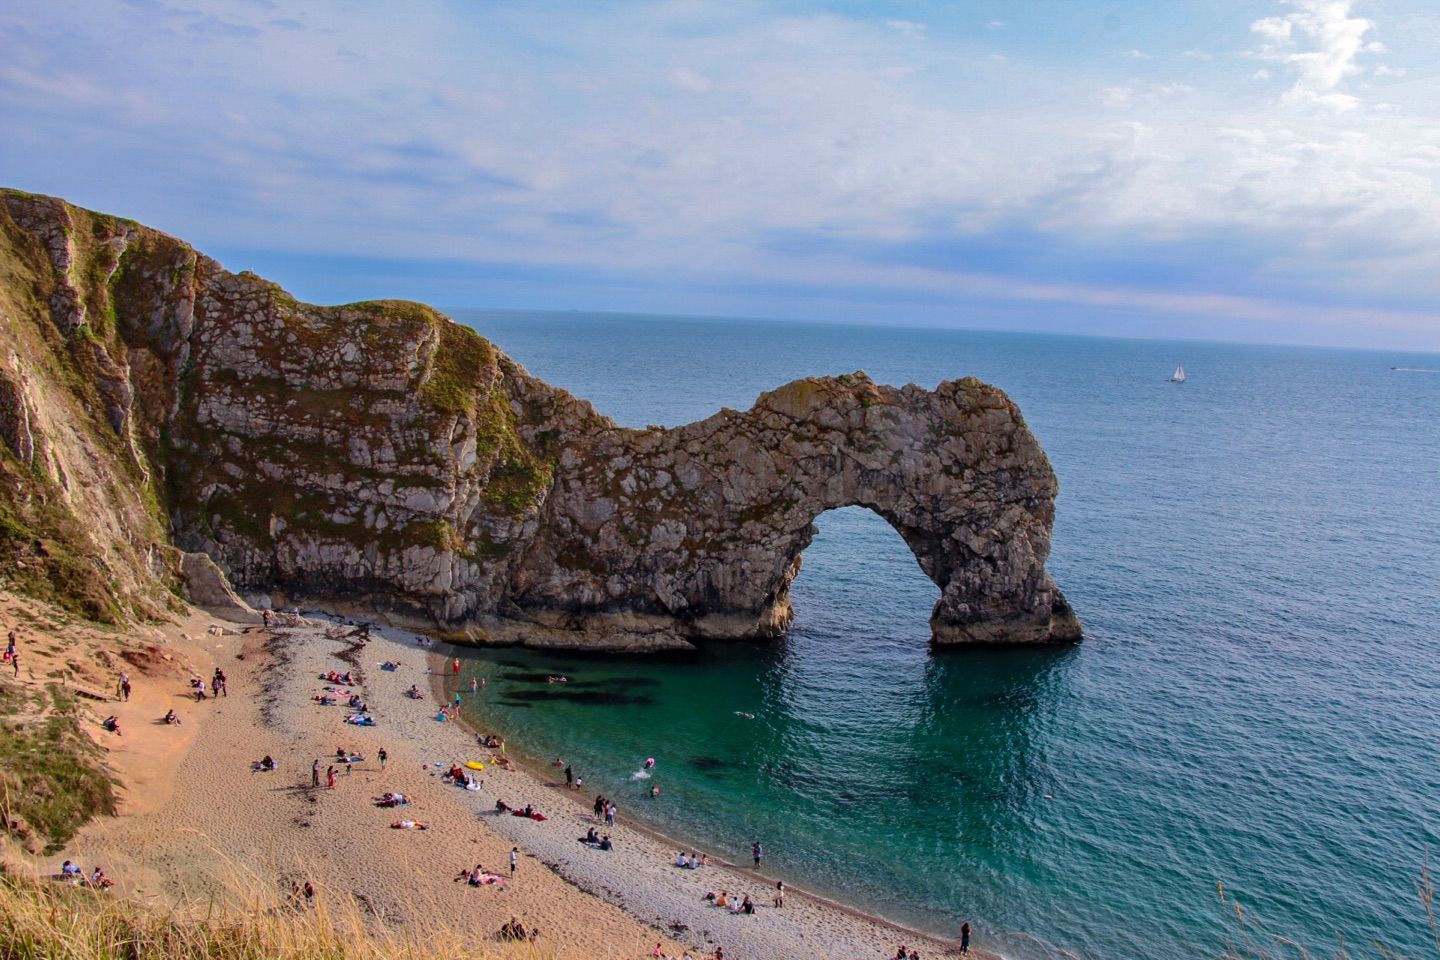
509,847,518,875
452,657,461,675
10,651,17,678
752,842,763,869
326,765,336,789
773,880,784,907
470,677,478,693
311,759,321,788
959,921,971,955
564,764,574,788
606,801,616,827
378,747,387,769
117,672,130,701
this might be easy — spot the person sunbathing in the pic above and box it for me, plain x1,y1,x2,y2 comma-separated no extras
258,755,276,771
389,820,427,829
406,685,423,699
163,709,180,725
499,918,537,941
374,792,409,807
101,716,121,735
495,799,511,814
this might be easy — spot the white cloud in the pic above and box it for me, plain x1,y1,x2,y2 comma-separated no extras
1183,49,1214,60
1101,85,1134,109
985,20,1004,30
884,19,926,40
1250,0,1382,111
1122,48,1152,60
1374,64,1407,77
670,67,714,93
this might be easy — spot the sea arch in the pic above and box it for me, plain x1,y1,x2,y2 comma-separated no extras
513,373,1082,648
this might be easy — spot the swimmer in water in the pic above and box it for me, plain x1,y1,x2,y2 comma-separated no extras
644,757,656,770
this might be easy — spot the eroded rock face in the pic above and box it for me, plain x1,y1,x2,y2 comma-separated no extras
0,189,1080,649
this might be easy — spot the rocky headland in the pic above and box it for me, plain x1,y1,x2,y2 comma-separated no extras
0,189,1080,650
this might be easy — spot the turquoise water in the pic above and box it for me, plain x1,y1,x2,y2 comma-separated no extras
447,310,1440,960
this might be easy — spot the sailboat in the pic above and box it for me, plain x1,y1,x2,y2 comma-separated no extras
1169,365,1186,383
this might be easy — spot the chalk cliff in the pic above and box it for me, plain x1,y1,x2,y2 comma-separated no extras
0,190,1080,649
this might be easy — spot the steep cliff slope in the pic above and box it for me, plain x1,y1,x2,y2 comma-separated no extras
0,190,1080,649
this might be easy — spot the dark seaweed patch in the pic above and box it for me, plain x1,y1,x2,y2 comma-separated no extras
567,676,662,689
497,699,534,709
688,756,729,771
499,689,655,707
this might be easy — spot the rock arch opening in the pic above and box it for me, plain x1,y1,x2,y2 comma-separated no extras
784,506,941,640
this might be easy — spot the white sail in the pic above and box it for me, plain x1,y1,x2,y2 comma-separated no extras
1171,365,1186,382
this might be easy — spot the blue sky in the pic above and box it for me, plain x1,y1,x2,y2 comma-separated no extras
3,0,1439,350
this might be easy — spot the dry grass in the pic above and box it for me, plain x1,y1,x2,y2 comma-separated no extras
0,866,553,960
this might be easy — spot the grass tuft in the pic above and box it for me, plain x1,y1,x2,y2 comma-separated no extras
0,867,552,960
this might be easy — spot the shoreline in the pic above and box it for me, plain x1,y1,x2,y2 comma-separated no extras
13,602,985,960
425,641,973,958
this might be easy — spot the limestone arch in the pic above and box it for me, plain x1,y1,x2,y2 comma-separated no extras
520,373,1082,647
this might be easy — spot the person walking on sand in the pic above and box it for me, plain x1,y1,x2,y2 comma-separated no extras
452,657,461,675
326,765,336,789
959,921,971,955
378,747,387,769
117,672,130,701
773,880,784,907
311,759,321,788
510,846,519,875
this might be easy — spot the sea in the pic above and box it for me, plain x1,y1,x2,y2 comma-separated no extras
446,308,1440,960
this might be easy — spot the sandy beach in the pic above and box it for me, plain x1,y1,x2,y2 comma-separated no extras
6,603,973,960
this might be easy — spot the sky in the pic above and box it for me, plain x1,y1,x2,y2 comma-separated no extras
2,0,1439,351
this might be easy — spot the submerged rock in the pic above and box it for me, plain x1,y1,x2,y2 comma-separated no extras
0,189,1080,649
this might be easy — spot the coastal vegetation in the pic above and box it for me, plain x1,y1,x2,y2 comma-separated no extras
0,869,550,960
0,681,117,853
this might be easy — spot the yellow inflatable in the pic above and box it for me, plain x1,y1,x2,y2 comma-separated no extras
465,761,485,771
